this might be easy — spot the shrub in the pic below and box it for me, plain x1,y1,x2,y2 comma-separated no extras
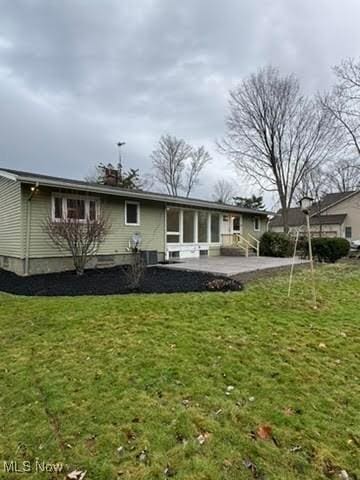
260,232,292,257
309,237,350,263
206,278,243,292
124,253,146,290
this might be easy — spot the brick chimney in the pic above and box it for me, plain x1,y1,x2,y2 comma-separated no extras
104,167,119,186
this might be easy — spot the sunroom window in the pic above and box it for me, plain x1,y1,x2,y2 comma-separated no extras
210,213,220,243
198,211,208,242
166,208,180,243
183,210,195,243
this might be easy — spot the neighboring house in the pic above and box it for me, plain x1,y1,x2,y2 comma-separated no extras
0,168,269,275
270,191,360,240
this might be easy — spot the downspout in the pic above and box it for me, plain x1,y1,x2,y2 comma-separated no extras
24,183,39,275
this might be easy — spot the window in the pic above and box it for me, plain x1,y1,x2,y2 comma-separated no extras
166,208,180,243
183,210,195,243
232,215,241,232
210,213,220,243
67,198,85,220
345,226,352,239
52,195,98,222
89,200,97,221
198,211,208,243
125,201,140,225
254,217,260,231
54,197,63,220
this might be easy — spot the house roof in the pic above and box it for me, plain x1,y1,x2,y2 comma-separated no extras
270,190,358,228
0,168,270,216
270,208,347,227
315,191,357,213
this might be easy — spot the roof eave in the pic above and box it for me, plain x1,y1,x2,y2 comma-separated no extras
5,172,270,216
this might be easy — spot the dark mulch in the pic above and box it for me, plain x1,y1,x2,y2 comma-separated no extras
0,266,242,297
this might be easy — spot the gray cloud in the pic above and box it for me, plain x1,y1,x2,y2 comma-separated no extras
1,0,360,202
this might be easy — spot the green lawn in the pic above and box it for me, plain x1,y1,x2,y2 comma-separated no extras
0,264,359,480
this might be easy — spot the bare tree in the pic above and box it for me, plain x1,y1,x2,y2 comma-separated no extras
325,158,360,192
219,66,338,232
212,179,235,203
321,58,360,156
151,134,211,197
43,202,110,275
184,146,211,197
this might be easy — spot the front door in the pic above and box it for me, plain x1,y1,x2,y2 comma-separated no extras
232,215,242,234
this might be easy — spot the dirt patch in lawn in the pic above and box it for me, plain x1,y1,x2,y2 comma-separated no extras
0,266,242,296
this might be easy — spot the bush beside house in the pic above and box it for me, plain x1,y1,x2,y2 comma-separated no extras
310,238,350,263
259,232,292,257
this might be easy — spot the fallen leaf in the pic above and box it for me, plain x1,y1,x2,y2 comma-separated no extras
136,448,150,464
339,470,349,480
256,424,272,440
164,464,176,477
289,445,302,452
284,407,294,416
243,458,258,477
67,470,87,480
197,432,211,445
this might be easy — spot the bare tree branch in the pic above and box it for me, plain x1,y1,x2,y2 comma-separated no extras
321,58,360,157
151,134,211,197
43,202,111,275
212,179,235,203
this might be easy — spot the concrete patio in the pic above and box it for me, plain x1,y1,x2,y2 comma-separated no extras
158,256,308,277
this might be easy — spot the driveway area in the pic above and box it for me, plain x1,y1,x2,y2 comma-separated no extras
158,256,308,277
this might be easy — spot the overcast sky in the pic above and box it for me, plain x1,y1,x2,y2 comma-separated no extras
1,0,360,204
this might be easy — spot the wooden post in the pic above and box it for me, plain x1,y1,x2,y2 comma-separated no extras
306,214,317,307
288,229,300,298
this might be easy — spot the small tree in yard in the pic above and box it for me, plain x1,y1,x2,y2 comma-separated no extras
44,204,110,275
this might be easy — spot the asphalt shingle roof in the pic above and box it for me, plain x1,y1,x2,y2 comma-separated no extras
0,168,271,216
269,191,356,228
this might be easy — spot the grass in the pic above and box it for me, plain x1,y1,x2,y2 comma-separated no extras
0,264,359,479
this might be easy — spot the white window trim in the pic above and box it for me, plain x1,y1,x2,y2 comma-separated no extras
166,207,181,244
165,208,221,245
210,212,221,244
125,201,140,226
254,217,260,231
51,193,100,222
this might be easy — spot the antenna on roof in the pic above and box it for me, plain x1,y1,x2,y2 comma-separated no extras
117,141,126,178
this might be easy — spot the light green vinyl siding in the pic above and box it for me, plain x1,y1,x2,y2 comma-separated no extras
21,186,165,258
0,177,22,257
242,214,267,240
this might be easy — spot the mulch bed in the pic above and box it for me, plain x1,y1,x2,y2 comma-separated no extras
0,266,242,297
